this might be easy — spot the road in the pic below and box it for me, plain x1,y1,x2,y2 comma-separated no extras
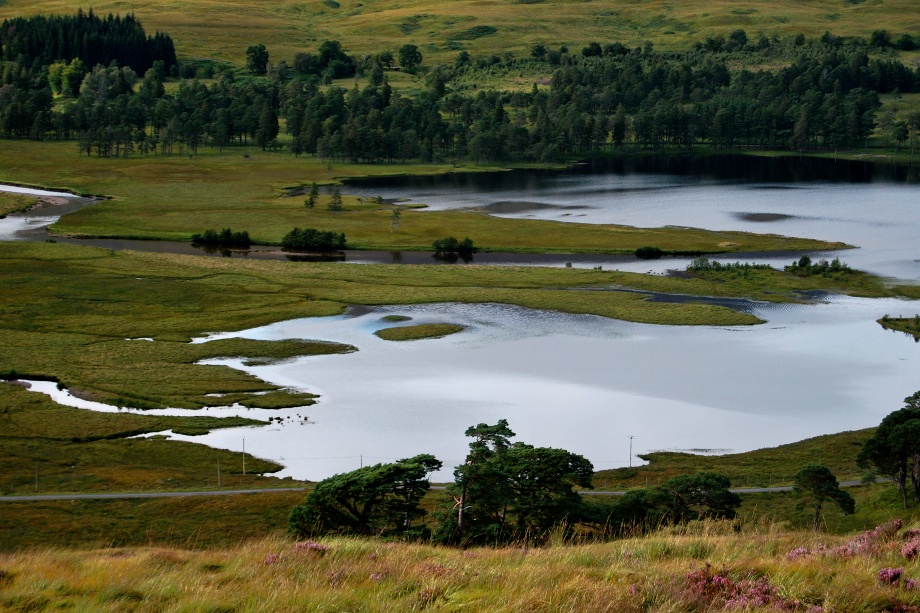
0,480,870,503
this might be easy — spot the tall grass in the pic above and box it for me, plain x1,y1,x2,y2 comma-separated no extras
2,520,919,611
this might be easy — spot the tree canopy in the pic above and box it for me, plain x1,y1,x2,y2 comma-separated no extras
794,464,856,531
288,454,442,537
436,420,595,545
857,391,920,507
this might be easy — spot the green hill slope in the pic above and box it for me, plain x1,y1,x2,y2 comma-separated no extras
2,0,918,64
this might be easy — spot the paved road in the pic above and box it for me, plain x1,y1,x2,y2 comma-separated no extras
0,480,871,503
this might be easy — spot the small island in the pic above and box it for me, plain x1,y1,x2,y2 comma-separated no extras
374,323,465,342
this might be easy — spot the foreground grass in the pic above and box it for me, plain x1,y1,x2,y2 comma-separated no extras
374,323,465,341
0,141,844,255
2,519,920,611
2,0,917,65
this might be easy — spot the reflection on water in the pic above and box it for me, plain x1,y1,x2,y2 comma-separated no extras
28,297,908,482
347,156,920,281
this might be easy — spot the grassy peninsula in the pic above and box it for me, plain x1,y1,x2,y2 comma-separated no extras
0,141,846,256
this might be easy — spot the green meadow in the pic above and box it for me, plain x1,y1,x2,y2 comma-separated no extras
0,140,845,255
3,240,915,418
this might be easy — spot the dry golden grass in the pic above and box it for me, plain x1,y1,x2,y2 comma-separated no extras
1,0,918,65
2,520,919,611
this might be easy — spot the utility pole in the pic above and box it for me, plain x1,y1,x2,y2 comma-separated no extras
628,436,635,468
360,454,363,468
242,437,246,476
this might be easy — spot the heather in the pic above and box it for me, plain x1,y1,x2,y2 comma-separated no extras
3,521,920,611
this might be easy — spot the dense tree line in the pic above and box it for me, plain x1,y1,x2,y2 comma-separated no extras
1,19,919,160
0,10,176,76
288,419,747,545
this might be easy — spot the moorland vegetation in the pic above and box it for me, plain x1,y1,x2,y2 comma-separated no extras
1,4,920,608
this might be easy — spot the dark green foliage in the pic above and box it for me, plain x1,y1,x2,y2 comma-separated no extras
688,257,772,272
436,420,595,545
635,246,664,259
305,182,319,209
600,472,741,534
288,454,442,536
786,256,852,277
857,392,920,507
245,44,269,75
398,44,423,72
0,10,177,75
0,31,916,160
432,237,477,255
794,464,856,531
190,228,251,248
647,472,742,523
327,186,344,217
292,40,356,81
281,227,346,251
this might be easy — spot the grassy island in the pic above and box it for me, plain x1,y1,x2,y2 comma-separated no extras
374,323,465,342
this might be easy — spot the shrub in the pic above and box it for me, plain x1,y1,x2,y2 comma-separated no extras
432,236,477,256
281,227,346,252
190,228,251,248
635,246,664,259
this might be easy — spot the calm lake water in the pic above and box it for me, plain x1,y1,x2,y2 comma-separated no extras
347,156,920,279
5,156,920,481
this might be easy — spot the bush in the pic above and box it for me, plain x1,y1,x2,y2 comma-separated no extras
635,246,664,259
190,228,251,249
785,256,851,277
281,227,346,252
432,236,477,255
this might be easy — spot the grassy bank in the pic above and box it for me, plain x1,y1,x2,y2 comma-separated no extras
6,241,918,414
0,381,302,498
2,0,917,65
0,141,845,255
2,519,920,611
0,192,36,217
879,315,920,342
594,430,873,491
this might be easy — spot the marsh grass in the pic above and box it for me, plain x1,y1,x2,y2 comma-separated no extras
0,141,843,255
374,323,465,341
0,192,36,216
3,241,913,419
0,383,303,496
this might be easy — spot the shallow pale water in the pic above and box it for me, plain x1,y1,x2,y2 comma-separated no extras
5,158,920,481
24,297,919,481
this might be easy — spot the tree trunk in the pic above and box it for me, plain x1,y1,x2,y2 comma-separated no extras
813,505,821,532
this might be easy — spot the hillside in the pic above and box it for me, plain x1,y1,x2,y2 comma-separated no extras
2,0,919,65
